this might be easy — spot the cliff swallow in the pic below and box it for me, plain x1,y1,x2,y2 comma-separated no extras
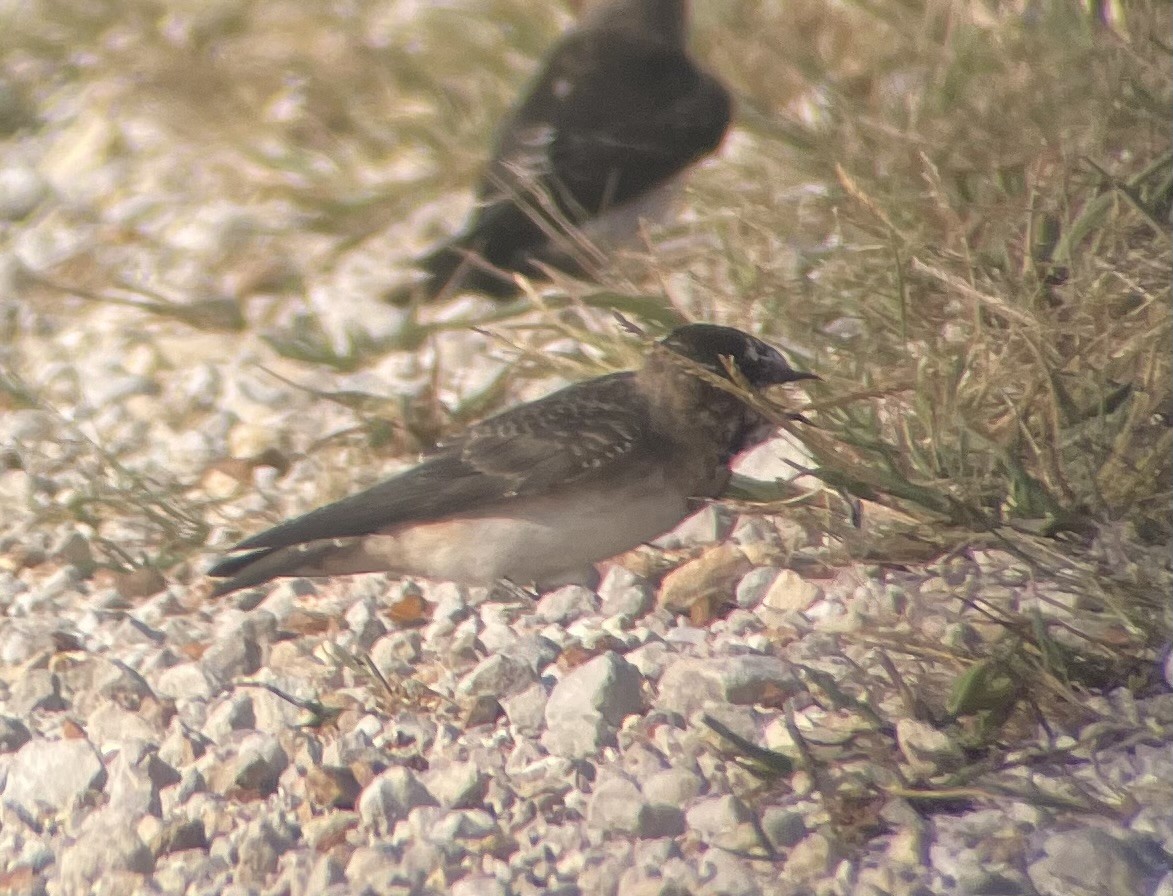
208,324,814,595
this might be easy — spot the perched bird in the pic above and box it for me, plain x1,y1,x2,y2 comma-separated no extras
208,324,814,596
392,0,732,303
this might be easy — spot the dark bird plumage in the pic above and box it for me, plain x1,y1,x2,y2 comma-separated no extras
207,324,815,596
393,0,732,303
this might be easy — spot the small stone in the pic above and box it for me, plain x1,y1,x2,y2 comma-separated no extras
657,655,798,717
8,669,66,715
685,795,762,853
305,764,362,810
642,768,702,808
477,619,518,656
110,567,167,600
638,805,687,840
761,569,823,612
0,865,45,896
587,775,647,835
455,653,536,701
619,874,691,896
51,530,95,574
425,807,504,850
462,694,504,727
895,718,964,777
107,742,177,817
698,850,764,896
154,663,214,700
540,713,611,762
0,166,48,220
369,630,423,668
236,816,297,885
204,693,256,742
655,504,733,549
505,633,562,672
581,856,630,895
501,683,549,736
58,810,154,890
305,854,346,892
422,760,486,810
173,768,207,807
544,652,643,758
451,876,508,896
345,845,411,893
549,652,643,727
302,812,358,852
761,807,807,850
344,598,386,650
201,466,249,501
357,767,437,836
0,78,34,135
658,544,752,617
5,737,106,815
535,585,599,624
782,832,836,880
958,870,1032,895
596,567,653,620
625,641,671,680
150,817,208,856
735,567,781,608
228,421,288,459
158,726,209,768
1028,827,1168,896
201,629,262,684
207,733,288,797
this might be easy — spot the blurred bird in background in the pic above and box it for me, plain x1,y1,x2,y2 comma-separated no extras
389,0,732,303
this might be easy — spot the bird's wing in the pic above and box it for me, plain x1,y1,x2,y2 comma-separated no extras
439,31,730,262
214,373,659,560
453,371,656,495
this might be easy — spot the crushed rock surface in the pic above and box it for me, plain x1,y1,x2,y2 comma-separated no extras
0,2,1170,895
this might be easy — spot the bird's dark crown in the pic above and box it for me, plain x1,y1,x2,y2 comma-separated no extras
582,0,688,44
658,324,814,388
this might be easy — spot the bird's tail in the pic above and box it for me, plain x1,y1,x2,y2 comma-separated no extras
385,241,523,305
206,543,334,597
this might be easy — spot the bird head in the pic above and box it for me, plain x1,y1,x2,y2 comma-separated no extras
658,324,817,389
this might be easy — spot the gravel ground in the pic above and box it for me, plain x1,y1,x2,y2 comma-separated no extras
1,2,1171,895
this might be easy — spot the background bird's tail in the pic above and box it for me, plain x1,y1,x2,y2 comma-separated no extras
384,242,521,305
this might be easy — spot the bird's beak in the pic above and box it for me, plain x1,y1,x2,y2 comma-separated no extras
768,360,820,386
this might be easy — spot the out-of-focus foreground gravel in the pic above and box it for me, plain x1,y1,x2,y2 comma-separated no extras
0,1,1171,895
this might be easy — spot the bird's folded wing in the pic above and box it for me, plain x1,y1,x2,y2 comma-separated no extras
456,372,654,494
217,373,658,558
